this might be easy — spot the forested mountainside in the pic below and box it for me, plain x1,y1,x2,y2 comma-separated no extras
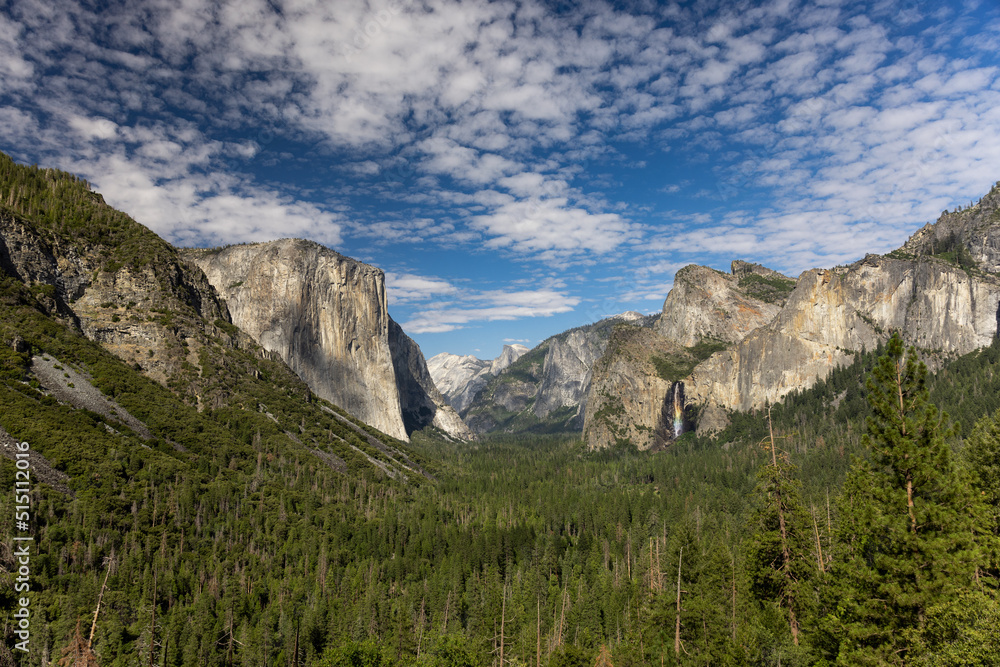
2,154,999,667
0,154,433,664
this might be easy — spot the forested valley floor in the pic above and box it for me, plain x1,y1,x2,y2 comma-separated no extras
4,334,1000,666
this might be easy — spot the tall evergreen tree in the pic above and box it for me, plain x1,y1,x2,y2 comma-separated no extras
823,334,989,664
964,406,1000,550
745,410,817,665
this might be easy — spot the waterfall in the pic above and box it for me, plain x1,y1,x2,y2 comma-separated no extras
672,381,685,438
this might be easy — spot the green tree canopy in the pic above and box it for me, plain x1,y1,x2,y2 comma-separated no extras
745,411,819,663
824,333,991,664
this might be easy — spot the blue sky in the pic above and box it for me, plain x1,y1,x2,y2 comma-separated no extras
1,0,999,359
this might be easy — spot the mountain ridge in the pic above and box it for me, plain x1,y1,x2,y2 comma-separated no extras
427,343,530,413
458,311,656,435
184,240,473,442
583,180,1000,449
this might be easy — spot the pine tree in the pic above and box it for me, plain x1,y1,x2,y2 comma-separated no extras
593,644,615,667
824,334,989,664
745,409,816,662
964,406,1000,549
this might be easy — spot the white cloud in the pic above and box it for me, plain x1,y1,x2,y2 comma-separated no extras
52,142,345,248
471,197,639,255
2,0,999,306
68,115,119,140
385,272,459,304
402,287,580,334
385,265,583,334
0,15,34,88
936,66,998,96
419,137,521,185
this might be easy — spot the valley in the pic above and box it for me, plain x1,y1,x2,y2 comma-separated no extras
1,154,1000,666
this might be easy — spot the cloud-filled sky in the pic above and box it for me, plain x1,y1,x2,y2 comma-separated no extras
1,0,998,358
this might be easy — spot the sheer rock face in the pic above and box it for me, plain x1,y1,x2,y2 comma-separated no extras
460,314,647,435
184,240,408,441
0,213,90,313
388,320,475,441
533,330,604,419
491,344,530,375
427,344,528,414
687,256,1000,413
582,326,683,451
184,240,472,442
585,188,1000,446
655,264,783,347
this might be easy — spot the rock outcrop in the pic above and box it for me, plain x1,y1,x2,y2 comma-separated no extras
582,325,687,451
491,343,530,375
462,313,655,435
687,255,1000,413
0,208,236,388
388,320,475,441
655,264,786,347
1,153,429,486
901,181,1000,273
184,240,409,440
533,329,604,419
583,183,1000,448
184,240,470,442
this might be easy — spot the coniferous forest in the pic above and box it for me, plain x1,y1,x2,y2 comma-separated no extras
2,158,1000,667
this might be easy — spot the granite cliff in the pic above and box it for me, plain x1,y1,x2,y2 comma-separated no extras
583,266,772,450
183,241,470,442
901,183,1000,272
183,241,406,439
655,263,788,347
584,181,1000,449
581,325,687,451
687,255,1000,418
461,312,653,435
0,194,239,393
389,319,475,441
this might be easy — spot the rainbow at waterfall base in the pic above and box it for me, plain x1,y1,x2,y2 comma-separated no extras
672,382,685,439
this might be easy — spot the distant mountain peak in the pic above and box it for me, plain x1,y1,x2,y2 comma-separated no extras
427,344,531,414
490,343,530,375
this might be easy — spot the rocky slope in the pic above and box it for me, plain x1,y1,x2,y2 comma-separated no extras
183,241,469,442
462,312,653,435
389,319,475,441
583,262,786,449
183,240,405,439
0,153,426,482
655,263,788,347
427,344,529,413
0,189,237,394
901,181,1000,272
584,181,1000,449
687,253,1000,415
582,325,688,451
